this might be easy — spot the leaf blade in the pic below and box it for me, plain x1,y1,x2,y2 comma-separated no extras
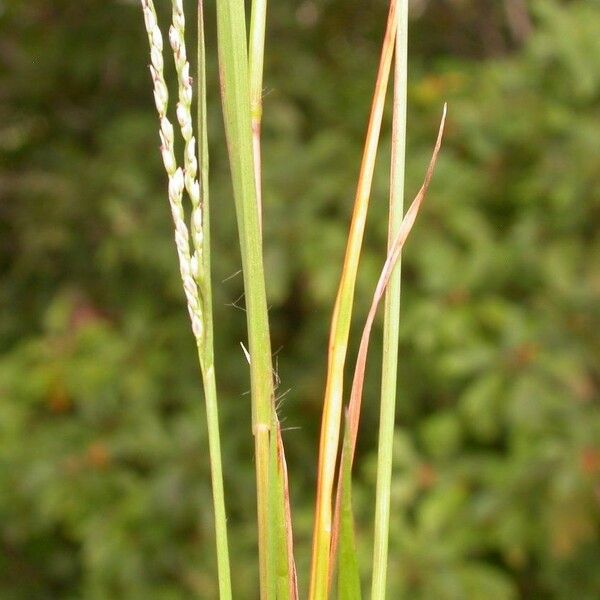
337,414,362,600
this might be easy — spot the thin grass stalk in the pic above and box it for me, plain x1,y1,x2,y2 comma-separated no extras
248,0,298,598
196,2,232,597
309,2,399,597
248,0,298,593
214,0,276,596
371,5,409,597
140,1,232,597
248,0,267,225
198,364,232,600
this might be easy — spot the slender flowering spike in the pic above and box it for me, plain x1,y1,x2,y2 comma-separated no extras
169,0,204,287
140,0,203,342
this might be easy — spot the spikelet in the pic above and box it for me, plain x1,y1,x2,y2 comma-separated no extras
140,0,203,340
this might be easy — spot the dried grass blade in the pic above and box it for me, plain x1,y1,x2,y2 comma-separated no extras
277,426,299,600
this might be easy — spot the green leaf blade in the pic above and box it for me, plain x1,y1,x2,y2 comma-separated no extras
337,416,362,600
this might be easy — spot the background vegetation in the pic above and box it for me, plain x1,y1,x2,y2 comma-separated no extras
1,0,599,597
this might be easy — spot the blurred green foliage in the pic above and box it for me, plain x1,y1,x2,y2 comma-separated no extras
1,0,599,597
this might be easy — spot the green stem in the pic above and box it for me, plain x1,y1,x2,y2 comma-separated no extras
249,0,297,595
199,359,232,600
197,3,232,598
214,0,275,597
248,0,267,223
371,3,408,598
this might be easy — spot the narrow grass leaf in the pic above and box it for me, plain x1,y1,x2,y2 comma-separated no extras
277,427,299,600
268,418,281,598
337,413,362,600
269,419,297,600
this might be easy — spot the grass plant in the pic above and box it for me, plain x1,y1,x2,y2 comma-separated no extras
139,0,445,597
